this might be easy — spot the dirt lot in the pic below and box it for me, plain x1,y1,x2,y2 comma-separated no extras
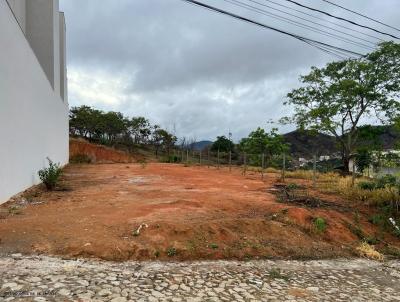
0,163,398,261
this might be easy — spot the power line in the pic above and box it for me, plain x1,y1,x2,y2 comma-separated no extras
321,0,400,33
241,0,377,46
180,0,364,58
283,0,400,40
224,0,374,51
263,0,384,42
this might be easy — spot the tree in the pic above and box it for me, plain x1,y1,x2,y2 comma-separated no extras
211,136,234,153
129,117,151,144
152,127,177,157
355,148,373,174
239,127,288,165
283,42,400,172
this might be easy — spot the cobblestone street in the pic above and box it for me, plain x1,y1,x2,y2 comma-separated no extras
1,255,400,301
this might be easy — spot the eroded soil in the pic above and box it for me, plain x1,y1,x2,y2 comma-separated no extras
0,163,398,261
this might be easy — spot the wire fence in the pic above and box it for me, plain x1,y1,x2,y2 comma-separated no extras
154,148,400,184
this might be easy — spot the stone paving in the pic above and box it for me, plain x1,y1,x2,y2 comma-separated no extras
0,255,400,301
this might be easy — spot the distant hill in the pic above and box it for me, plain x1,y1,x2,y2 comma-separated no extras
190,140,213,151
357,125,400,150
283,130,338,158
283,126,400,159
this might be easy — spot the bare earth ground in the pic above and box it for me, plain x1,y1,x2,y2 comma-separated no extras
0,163,399,261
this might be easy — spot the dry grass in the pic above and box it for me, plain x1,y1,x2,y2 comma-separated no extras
286,170,316,180
288,169,400,210
356,242,384,261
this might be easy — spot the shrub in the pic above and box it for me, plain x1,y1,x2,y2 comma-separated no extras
166,247,177,257
358,181,376,191
38,158,62,190
376,175,397,189
313,217,327,233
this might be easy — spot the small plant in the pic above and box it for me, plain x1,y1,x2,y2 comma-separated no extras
268,268,289,281
286,183,301,190
166,247,177,257
38,158,62,190
8,206,22,215
313,217,327,233
346,222,365,239
154,250,160,258
209,243,219,250
365,236,380,245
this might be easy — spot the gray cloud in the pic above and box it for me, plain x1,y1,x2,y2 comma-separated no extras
60,0,400,141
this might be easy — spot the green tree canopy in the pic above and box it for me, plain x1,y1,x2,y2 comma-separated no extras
211,136,234,153
239,128,288,157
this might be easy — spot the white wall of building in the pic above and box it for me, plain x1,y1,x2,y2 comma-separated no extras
0,0,69,204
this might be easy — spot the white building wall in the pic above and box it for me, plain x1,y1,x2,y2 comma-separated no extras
25,0,60,94
5,0,26,33
0,0,69,204
59,12,67,102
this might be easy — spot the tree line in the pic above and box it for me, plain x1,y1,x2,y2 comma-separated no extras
69,106,176,156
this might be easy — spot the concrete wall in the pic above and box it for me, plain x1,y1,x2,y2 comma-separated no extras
59,12,67,102
0,0,69,204
25,0,60,93
5,0,26,33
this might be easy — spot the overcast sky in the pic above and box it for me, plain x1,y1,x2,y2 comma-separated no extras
59,0,400,142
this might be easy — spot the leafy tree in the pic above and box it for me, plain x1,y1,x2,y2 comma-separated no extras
211,136,234,153
283,42,400,172
239,127,288,166
240,128,288,155
152,128,177,157
355,148,373,174
129,117,151,144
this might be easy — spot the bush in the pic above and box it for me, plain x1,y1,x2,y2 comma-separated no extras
38,158,63,190
167,247,177,257
313,217,327,233
358,181,376,191
376,175,397,189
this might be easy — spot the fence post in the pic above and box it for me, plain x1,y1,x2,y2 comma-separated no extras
200,151,202,165
243,152,247,176
313,154,317,188
229,151,232,172
217,150,220,169
352,159,356,187
186,149,189,164
208,149,210,168
282,153,286,183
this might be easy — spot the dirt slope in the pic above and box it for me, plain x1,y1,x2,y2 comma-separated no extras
69,138,141,163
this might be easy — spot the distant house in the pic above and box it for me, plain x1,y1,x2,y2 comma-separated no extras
349,150,400,178
0,0,68,204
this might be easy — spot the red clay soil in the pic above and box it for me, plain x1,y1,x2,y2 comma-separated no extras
69,138,140,163
0,163,398,261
